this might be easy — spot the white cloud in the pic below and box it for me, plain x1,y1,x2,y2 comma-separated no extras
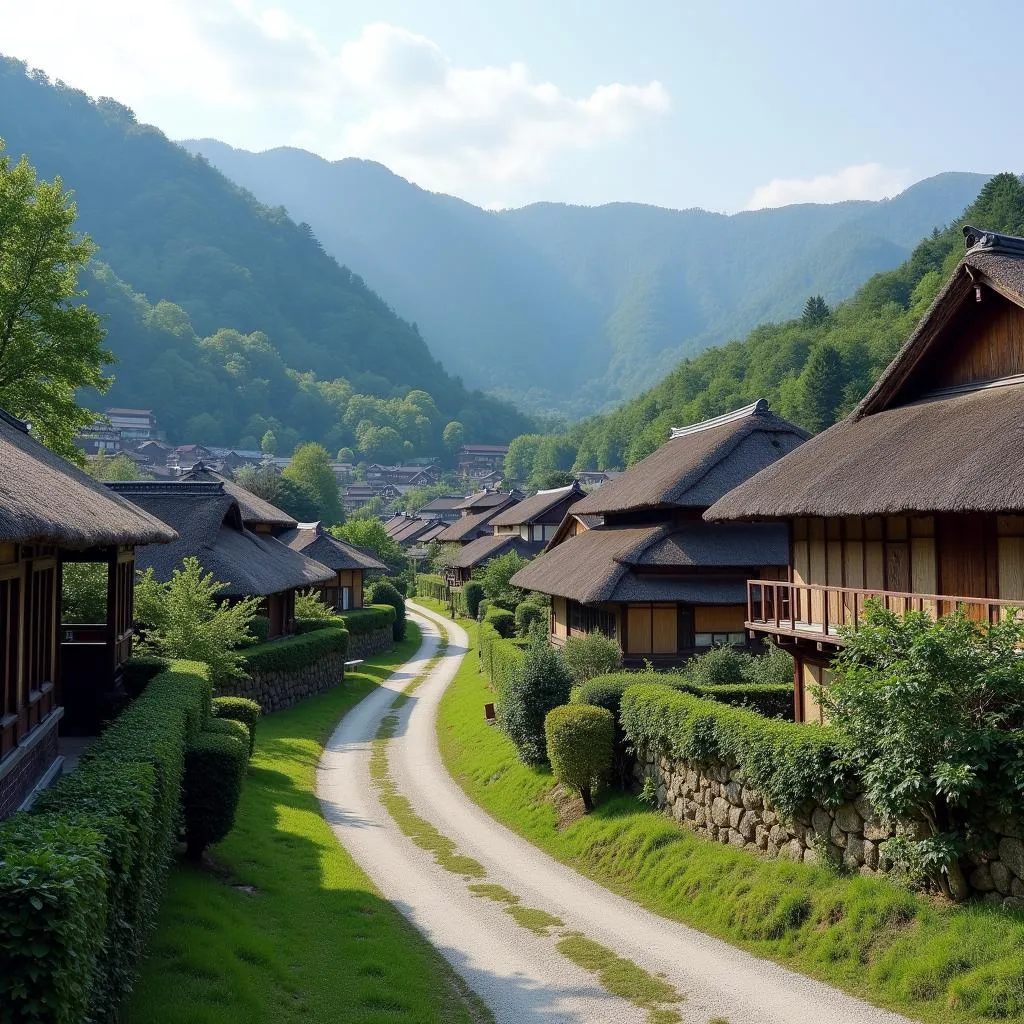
2,4,669,202
746,163,911,210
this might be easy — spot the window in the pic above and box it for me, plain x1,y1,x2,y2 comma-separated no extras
695,631,747,648
342,587,351,611
568,600,616,639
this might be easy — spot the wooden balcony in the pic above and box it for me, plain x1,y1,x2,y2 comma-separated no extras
746,579,1021,645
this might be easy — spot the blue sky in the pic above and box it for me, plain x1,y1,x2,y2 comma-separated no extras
4,0,1016,211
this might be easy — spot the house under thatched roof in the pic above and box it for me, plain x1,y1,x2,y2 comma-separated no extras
707,227,1024,522
180,462,296,530
279,522,389,573
489,482,583,527
436,503,515,544
0,408,176,549
107,481,333,597
449,533,544,571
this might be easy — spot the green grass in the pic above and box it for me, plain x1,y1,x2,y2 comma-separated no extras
127,623,492,1024
434,613,1024,1024
504,905,564,936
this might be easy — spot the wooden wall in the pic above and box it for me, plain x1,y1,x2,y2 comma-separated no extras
552,597,568,639
694,605,746,632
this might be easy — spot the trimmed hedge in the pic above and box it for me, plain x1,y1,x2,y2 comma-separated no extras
338,605,396,636
295,615,345,634
182,728,248,861
620,684,846,818
416,574,450,604
121,653,170,698
514,601,545,636
203,716,251,753
245,614,271,645
463,580,483,618
478,621,525,693
0,660,211,1022
545,704,614,810
484,606,515,638
367,580,406,641
238,626,348,676
212,695,262,753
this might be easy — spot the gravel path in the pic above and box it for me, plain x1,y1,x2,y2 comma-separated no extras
317,605,915,1024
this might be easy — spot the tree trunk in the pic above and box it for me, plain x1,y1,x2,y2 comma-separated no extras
580,785,593,812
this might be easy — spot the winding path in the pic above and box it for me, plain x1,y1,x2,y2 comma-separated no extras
317,604,914,1024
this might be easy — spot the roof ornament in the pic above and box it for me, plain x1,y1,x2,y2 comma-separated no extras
669,398,769,439
963,224,1024,256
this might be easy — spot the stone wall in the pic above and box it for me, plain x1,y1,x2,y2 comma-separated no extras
347,626,393,660
635,748,1024,908
219,648,347,713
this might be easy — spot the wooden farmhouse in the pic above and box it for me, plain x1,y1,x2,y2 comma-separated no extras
109,481,333,638
279,522,388,611
511,402,807,664
445,483,585,586
435,490,522,547
707,226,1024,721
0,408,176,819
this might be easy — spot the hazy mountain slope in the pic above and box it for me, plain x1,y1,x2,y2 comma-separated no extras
181,137,988,413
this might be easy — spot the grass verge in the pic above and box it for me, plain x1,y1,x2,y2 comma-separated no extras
126,623,491,1024
434,611,1024,1024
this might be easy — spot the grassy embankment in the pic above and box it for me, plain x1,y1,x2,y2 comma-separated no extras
432,609,1024,1024
127,623,491,1024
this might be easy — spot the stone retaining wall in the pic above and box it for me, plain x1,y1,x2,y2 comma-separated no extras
636,749,1024,907
347,626,393,660
219,649,346,713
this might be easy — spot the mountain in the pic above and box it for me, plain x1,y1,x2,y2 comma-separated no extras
502,172,1024,484
180,138,991,415
0,55,531,454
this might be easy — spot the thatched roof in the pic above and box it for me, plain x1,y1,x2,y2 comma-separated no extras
0,408,176,549
418,521,450,544
572,401,808,516
510,520,786,604
416,496,465,514
436,506,509,543
278,522,389,573
107,481,333,597
391,517,436,545
708,227,1024,521
450,533,543,569
454,490,520,512
180,463,296,529
489,483,583,527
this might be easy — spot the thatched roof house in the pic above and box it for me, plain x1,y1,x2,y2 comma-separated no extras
511,401,805,664
180,462,296,532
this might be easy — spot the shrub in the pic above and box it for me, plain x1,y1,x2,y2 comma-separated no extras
478,549,530,608
478,621,525,693
497,634,573,765
1,661,211,1021
561,631,621,683
484,606,516,638
684,644,753,687
463,580,484,618
134,558,261,684
121,654,170,698
203,715,252,754
744,637,794,685
245,615,271,645
478,598,492,618
239,627,348,679
416,573,450,605
545,704,615,810
514,601,545,636
368,579,406,641
620,684,845,820
339,605,395,636
295,588,336,619
182,729,248,860
295,616,344,633
212,695,262,753
825,603,1024,899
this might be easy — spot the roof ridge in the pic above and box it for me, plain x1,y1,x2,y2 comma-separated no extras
963,224,1024,258
669,399,768,439
108,480,225,495
0,407,30,433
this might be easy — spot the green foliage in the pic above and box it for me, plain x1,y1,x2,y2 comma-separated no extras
801,294,831,326
367,579,406,641
484,606,516,638
121,654,170,698
84,451,148,481
497,633,574,765
260,429,278,455
331,518,403,566
826,603,1024,898
183,728,248,860
284,443,343,526
338,605,396,636
211,695,262,754
0,660,211,1021
683,644,754,687
294,588,335,620
442,420,464,457
134,558,261,685
415,573,450,606
234,464,322,523
202,715,251,753
477,549,530,609
60,561,107,622
514,601,545,636
245,615,271,645
743,638,796,686
561,631,621,683
463,580,484,618
620,684,845,819
0,138,109,461
545,704,615,811
239,627,348,677
478,621,525,693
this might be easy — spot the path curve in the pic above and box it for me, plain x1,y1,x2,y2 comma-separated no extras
318,605,914,1024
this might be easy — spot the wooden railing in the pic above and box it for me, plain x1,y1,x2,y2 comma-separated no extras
747,579,1021,643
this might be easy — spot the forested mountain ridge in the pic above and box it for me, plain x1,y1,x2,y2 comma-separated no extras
0,56,531,453
502,173,1024,484
182,137,990,415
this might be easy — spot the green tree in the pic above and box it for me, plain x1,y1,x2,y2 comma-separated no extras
442,420,464,459
260,429,278,455
84,451,147,481
537,470,575,489
0,140,110,460
801,295,831,327
478,550,530,610
331,518,403,566
284,442,343,525
797,342,845,433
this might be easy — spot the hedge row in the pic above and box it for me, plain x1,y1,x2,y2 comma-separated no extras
338,604,396,636
478,620,525,693
238,626,349,675
121,654,170,697
0,660,212,1023
620,684,846,818
416,574,450,604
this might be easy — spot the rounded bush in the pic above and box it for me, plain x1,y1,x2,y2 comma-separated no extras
246,615,271,645
203,716,251,754
367,579,406,641
183,729,248,861
211,696,262,753
561,631,621,683
514,601,545,636
545,704,615,810
463,580,484,618
478,598,492,618
484,606,516,638
497,638,573,765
